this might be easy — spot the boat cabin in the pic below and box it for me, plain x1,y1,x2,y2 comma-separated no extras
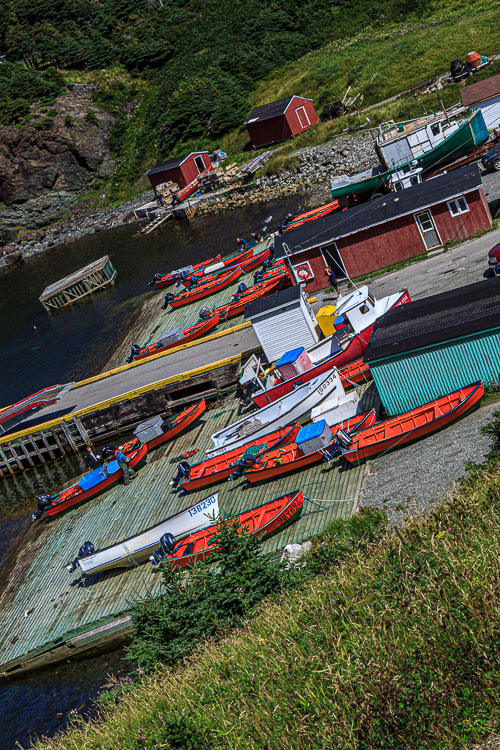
387,167,423,192
375,114,460,170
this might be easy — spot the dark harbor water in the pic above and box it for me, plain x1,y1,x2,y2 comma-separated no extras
0,193,303,749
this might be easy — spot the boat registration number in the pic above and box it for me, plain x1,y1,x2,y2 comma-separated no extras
316,372,338,396
188,495,217,516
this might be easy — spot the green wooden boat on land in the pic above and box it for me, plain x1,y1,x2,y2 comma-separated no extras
330,110,489,201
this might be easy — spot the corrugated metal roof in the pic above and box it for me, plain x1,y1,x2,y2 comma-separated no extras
245,284,301,319
274,164,483,258
461,72,500,107
146,152,209,177
244,96,312,125
365,277,500,362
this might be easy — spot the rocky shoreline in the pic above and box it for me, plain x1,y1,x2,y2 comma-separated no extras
0,132,377,269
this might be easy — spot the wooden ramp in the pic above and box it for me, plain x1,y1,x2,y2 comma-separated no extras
0,384,378,676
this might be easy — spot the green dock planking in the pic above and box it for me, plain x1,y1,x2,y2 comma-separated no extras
0,378,378,676
108,238,275,368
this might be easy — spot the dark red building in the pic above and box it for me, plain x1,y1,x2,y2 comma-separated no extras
146,152,212,194
274,165,492,293
244,96,318,149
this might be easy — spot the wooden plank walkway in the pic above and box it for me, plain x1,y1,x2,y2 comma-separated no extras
0,383,378,675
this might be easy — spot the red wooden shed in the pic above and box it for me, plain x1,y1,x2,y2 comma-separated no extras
146,152,212,194
244,96,318,149
274,165,491,293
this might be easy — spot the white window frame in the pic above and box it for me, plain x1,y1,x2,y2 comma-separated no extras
194,155,206,173
296,106,310,129
447,195,469,217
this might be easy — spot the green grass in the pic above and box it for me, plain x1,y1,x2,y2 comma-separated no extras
33,443,500,748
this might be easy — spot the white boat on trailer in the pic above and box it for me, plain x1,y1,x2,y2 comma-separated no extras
75,494,219,575
208,368,351,457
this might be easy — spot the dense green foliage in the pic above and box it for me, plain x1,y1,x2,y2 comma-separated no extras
127,513,308,670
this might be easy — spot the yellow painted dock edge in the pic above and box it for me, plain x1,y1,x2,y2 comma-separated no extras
0,353,243,445
73,320,252,389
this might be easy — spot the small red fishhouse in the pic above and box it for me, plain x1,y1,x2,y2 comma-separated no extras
146,152,212,194
244,96,318,149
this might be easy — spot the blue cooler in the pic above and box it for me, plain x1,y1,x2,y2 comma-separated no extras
296,420,333,455
78,465,109,491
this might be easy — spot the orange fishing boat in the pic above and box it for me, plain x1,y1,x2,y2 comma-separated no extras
128,313,220,362
246,410,376,483
151,490,304,568
166,267,242,309
339,358,371,388
178,423,301,492
282,200,341,232
151,255,221,289
212,274,287,321
343,382,485,464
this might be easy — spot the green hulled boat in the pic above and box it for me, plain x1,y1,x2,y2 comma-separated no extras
330,109,489,200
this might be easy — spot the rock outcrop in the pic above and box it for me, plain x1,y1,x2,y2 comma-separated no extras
0,91,116,243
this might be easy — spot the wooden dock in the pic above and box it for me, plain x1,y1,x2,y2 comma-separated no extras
39,256,117,311
0,383,378,677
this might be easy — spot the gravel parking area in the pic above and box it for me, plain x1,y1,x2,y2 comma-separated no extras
362,401,498,525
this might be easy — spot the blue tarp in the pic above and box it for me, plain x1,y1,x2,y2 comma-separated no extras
276,347,305,367
78,461,120,491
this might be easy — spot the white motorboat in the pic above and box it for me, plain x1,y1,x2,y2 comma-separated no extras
208,369,350,456
76,494,219,575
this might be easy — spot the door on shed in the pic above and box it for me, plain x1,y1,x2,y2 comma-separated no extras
194,155,206,173
296,107,311,129
415,210,442,249
322,243,348,281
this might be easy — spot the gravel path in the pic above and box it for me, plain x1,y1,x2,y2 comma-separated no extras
362,401,498,525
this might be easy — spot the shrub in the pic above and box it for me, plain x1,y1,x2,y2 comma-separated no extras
83,110,99,125
64,114,73,127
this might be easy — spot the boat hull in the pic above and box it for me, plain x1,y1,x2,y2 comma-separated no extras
131,314,220,362
179,423,301,492
214,275,286,321
343,382,484,465
146,399,206,451
155,255,221,289
159,490,304,569
169,267,242,308
251,290,408,408
246,410,376,483
45,443,148,517
78,493,219,575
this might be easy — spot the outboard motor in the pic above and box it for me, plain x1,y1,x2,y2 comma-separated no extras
324,428,354,460
229,452,258,481
101,445,116,460
199,306,211,319
32,493,51,521
149,273,162,287
162,292,175,310
150,532,177,566
175,270,189,287
127,344,142,363
254,271,264,285
169,460,191,488
187,275,199,290
66,541,95,573
269,242,275,261
236,282,247,295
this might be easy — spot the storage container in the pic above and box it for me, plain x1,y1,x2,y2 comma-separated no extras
316,305,337,337
134,415,165,444
296,420,332,455
158,328,184,347
276,347,313,380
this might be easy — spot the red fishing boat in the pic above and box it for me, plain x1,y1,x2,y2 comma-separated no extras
181,247,260,286
246,410,376,483
343,382,485,465
0,382,75,433
138,399,207,451
339,358,371,388
151,255,221,289
251,287,410,408
152,490,304,568
178,423,301,492
212,275,286,321
166,267,242,309
283,200,341,232
40,440,148,517
128,313,220,362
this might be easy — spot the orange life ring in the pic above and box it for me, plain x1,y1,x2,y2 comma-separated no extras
296,264,311,280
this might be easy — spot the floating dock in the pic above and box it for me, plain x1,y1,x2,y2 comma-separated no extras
39,256,117,311
0,383,378,676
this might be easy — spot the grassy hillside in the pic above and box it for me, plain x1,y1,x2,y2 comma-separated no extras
34,415,500,750
1,0,498,204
